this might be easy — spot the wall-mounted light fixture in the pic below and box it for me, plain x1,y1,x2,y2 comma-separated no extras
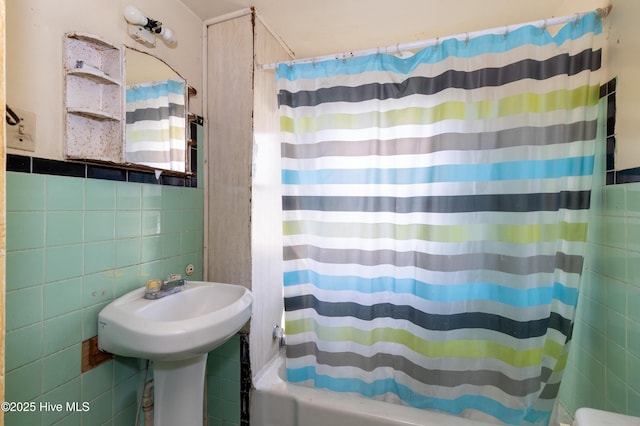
123,5,176,47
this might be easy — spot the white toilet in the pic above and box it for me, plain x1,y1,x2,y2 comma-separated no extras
574,408,640,425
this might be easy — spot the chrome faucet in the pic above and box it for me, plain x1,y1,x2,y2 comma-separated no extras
144,276,187,300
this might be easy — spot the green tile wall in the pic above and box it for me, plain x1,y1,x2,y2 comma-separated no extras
207,336,242,426
3,171,242,425
559,98,640,416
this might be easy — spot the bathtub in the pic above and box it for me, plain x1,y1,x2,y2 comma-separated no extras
251,353,497,426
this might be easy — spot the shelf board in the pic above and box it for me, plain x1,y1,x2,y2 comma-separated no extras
67,68,120,85
67,32,119,51
67,108,120,121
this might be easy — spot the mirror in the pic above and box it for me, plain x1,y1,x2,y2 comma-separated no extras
125,48,187,173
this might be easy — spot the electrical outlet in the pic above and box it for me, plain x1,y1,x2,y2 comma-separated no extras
7,107,36,152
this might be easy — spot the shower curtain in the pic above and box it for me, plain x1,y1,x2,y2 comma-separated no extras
125,79,186,172
278,12,603,426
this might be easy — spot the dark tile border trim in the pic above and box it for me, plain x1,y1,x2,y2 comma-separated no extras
611,167,640,185
7,154,197,188
599,77,640,185
33,157,85,178
6,154,30,173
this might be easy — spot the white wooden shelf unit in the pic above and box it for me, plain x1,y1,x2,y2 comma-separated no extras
64,32,124,163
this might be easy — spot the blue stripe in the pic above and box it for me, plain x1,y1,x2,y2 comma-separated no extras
126,80,185,102
552,281,578,306
286,367,539,425
277,13,601,81
284,270,578,308
282,156,595,185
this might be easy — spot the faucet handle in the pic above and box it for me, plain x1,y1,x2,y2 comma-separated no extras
146,279,162,293
167,274,182,281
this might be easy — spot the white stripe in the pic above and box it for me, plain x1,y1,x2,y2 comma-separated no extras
125,119,183,131
282,176,594,197
125,141,186,152
282,207,590,225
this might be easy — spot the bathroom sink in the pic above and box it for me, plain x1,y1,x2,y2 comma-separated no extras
97,280,253,361
98,280,252,425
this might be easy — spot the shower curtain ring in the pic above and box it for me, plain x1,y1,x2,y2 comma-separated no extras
464,33,470,46
503,27,509,40
541,19,547,33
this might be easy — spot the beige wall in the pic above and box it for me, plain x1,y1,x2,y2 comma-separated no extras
6,0,203,162
599,0,640,170
555,0,640,171
527,0,637,170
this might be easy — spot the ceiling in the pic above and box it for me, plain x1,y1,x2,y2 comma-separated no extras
179,0,605,59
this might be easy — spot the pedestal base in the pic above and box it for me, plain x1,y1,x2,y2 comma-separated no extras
153,354,208,426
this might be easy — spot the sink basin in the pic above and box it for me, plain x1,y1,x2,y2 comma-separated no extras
98,280,253,361
98,280,253,425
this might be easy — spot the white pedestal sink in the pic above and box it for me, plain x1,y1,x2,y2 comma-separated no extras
97,281,253,426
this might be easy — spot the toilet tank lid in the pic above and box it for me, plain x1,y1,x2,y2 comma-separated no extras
575,408,640,426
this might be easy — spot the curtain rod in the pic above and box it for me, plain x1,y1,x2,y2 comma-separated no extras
257,4,612,71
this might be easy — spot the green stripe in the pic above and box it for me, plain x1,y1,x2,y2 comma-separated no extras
286,318,544,368
127,127,185,143
542,338,565,365
283,221,588,244
280,85,601,133
552,346,570,372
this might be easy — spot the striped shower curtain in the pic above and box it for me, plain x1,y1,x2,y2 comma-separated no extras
125,79,186,172
278,12,602,426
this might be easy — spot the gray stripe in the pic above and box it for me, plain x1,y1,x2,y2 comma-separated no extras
126,104,185,123
282,121,597,159
282,191,591,213
538,381,561,399
283,245,584,275
278,48,601,107
287,342,552,397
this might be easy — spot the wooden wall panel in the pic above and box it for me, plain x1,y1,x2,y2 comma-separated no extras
206,14,254,288
206,11,292,374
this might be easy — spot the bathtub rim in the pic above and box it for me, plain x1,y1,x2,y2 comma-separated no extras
252,351,498,426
